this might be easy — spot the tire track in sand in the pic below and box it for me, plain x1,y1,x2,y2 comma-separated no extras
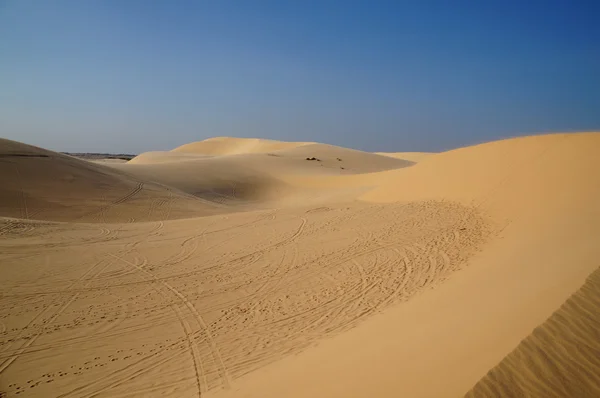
0,257,116,374
97,253,207,396
107,252,231,393
75,181,144,222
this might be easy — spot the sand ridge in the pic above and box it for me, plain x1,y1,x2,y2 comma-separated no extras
1,132,599,397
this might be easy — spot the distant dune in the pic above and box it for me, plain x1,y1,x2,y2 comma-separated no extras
1,132,599,397
131,138,412,173
121,138,413,207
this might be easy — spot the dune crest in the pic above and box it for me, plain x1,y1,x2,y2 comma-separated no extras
375,151,433,162
171,137,313,156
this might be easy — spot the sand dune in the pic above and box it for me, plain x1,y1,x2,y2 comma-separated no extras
1,132,599,397
120,140,413,208
131,140,412,174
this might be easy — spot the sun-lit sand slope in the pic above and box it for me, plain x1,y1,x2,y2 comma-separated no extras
466,265,600,397
0,133,599,397
375,151,433,162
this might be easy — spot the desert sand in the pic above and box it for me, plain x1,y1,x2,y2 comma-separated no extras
375,151,433,162
0,133,599,397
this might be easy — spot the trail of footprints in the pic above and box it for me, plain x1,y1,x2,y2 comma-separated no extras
0,200,495,396
5,341,181,394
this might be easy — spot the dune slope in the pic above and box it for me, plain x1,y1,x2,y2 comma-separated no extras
465,265,600,397
0,138,222,223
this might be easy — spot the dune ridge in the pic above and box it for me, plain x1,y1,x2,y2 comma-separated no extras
1,132,599,397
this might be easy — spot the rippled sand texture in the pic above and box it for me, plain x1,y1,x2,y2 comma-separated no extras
466,266,600,398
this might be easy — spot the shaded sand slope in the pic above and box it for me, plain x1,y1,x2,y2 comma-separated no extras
466,265,600,398
115,156,298,206
0,138,222,223
207,132,600,398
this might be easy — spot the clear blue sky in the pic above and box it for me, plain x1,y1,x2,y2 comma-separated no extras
1,0,599,154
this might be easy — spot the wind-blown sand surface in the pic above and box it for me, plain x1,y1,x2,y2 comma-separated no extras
375,151,433,162
0,133,599,397
465,266,600,397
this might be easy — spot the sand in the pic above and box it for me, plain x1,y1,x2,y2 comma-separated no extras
375,151,433,162
465,266,600,397
0,133,599,397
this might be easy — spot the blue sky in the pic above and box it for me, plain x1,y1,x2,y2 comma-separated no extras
1,0,599,154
